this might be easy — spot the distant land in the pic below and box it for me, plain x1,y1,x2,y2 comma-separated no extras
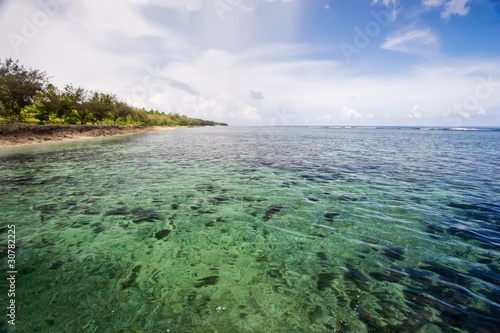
0,58,227,129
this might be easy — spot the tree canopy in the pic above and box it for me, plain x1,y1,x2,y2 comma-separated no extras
0,58,47,122
0,58,228,127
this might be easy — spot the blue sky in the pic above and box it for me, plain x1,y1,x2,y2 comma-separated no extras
1,0,499,126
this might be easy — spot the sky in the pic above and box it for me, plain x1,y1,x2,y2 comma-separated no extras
0,0,499,126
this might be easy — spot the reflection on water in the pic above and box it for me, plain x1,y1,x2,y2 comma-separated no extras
1,127,499,332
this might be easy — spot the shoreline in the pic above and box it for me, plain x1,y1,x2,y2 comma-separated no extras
0,124,188,149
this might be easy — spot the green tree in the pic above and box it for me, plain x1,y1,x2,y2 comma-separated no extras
35,84,58,124
35,84,75,124
0,58,47,122
65,84,90,124
86,91,116,124
113,101,133,125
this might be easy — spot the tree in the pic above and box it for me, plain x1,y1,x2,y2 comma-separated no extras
35,84,57,124
86,91,116,124
35,84,75,124
64,84,90,124
113,101,133,125
131,108,148,125
0,58,47,122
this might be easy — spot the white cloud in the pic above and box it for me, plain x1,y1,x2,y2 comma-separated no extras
128,0,203,12
231,100,261,121
341,106,362,121
407,104,422,119
381,28,439,55
372,0,399,7
422,0,445,7
442,0,471,18
318,114,333,121
0,0,498,126
422,0,472,18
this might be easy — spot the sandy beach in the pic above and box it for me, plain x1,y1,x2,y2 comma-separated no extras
0,124,187,148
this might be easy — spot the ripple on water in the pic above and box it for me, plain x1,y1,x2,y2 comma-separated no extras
1,127,499,332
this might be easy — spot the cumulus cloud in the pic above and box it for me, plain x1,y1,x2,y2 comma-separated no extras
340,106,362,121
407,105,422,119
381,28,439,55
318,114,332,121
422,0,472,18
442,0,472,18
231,100,261,121
0,0,498,126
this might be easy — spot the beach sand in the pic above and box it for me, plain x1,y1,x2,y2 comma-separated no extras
0,124,186,148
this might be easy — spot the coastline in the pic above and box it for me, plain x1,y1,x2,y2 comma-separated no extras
0,124,188,149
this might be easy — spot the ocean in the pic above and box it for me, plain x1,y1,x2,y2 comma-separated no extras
1,126,499,332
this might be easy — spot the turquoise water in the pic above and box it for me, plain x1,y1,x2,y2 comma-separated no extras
1,127,499,332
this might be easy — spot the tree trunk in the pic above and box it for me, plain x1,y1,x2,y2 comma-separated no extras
7,110,14,123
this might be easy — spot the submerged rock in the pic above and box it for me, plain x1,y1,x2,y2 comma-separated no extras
242,196,266,202
19,267,35,275
105,206,129,216
195,183,217,192
317,272,336,290
266,270,282,279
83,208,100,215
383,247,406,261
345,265,372,291
369,269,403,283
120,272,137,289
194,275,219,288
154,229,171,240
49,260,65,270
308,305,324,324
340,195,358,201
212,194,231,202
263,205,284,220
191,203,202,210
130,207,161,223
316,252,328,261
324,212,340,221
34,203,58,213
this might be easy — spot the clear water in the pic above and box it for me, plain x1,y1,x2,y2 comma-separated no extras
1,127,499,332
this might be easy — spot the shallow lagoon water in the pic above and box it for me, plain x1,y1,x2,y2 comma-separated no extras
1,127,499,332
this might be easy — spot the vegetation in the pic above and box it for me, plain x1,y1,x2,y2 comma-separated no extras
0,58,227,127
